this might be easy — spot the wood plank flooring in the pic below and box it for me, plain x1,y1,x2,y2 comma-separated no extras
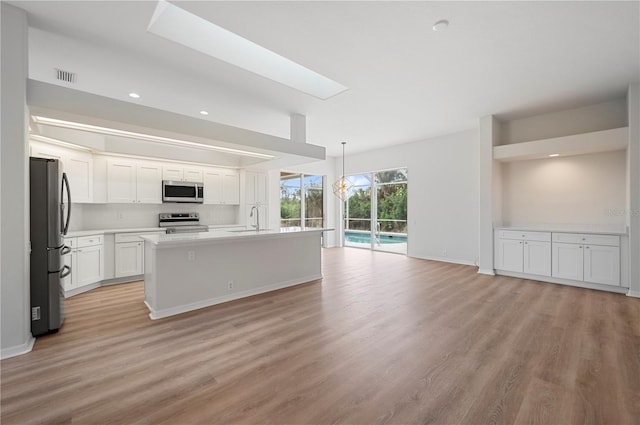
2,248,639,424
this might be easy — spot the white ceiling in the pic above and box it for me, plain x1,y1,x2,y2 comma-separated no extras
10,0,640,157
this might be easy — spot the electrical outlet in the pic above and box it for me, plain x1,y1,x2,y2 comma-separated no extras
227,280,234,290
442,248,447,256
187,251,196,261
117,212,124,220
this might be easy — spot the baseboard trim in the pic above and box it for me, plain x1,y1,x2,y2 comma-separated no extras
495,270,629,294
627,289,640,298
64,282,101,298
412,255,477,267
146,274,323,320
1,335,35,360
477,268,496,276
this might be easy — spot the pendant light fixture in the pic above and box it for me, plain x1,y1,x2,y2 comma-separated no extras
332,141,352,200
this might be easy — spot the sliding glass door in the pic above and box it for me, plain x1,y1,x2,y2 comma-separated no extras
344,168,407,254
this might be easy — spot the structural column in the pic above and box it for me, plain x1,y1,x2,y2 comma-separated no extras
627,83,640,297
1,3,33,358
478,115,501,275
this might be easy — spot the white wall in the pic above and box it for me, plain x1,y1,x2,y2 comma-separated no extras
501,98,628,144
338,129,479,265
501,150,627,227
1,4,33,358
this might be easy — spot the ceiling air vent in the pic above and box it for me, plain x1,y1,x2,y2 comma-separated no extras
55,68,76,83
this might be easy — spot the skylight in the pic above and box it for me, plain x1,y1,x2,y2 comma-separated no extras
147,0,348,100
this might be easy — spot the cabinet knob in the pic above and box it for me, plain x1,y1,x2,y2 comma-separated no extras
586,246,590,249
579,245,583,248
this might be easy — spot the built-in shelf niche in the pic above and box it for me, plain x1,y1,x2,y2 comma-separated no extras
493,127,628,162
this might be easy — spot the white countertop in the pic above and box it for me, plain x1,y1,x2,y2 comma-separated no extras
65,224,244,238
142,227,334,248
496,224,628,236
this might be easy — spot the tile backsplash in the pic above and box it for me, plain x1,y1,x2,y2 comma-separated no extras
70,203,239,231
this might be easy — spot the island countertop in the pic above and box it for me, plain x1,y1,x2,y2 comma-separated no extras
141,227,333,248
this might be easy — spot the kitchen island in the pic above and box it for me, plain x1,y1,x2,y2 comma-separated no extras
141,227,332,319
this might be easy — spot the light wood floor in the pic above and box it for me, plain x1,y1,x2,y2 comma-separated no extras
2,248,639,424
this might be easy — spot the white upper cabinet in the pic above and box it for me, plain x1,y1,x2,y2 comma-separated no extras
30,141,94,203
203,168,240,205
162,165,203,183
245,171,268,205
136,163,162,204
107,160,161,204
107,160,137,203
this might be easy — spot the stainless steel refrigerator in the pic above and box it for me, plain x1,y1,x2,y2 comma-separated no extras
30,157,71,336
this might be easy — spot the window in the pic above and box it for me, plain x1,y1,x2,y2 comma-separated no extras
280,172,324,228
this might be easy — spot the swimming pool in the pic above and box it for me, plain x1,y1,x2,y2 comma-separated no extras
344,231,407,244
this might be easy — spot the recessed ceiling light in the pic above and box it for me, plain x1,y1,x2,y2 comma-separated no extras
199,110,209,116
129,92,140,99
32,116,275,159
432,19,449,32
549,153,560,157
147,0,348,100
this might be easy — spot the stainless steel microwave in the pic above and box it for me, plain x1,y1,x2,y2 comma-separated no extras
162,181,204,203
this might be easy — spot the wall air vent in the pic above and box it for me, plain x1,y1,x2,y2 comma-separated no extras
55,68,76,83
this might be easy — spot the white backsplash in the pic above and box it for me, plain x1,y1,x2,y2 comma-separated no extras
71,203,239,231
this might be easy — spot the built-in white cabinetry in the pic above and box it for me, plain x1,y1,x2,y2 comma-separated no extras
162,165,203,183
203,168,240,205
30,141,94,203
245,171,268,205
114,232,164,278
495,231,551,276
551,233,620,286
62,235,104,294
107,160,162,204
245,171,269,229
495,229,622,290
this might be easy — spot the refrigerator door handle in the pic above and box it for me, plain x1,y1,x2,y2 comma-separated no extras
61,172,72,235
60,265,71,279
61,245,71,256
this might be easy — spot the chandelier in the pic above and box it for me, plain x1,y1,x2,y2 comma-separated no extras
332,141,352,200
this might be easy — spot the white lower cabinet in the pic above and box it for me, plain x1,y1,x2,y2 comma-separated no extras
114,232,163,278
63,235,104,293
495,230,551,276
115,241,143,278
552,233,620,286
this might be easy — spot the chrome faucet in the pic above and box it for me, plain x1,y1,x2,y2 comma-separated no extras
250,206,260,231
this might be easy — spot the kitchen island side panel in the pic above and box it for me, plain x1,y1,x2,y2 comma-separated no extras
144,232,322,318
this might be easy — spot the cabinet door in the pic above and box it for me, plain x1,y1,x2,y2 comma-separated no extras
256,172,268,204
222,171,240,204
523,241,551,276
107,161,137,203
183,167,203,183
65,154,93,203
115,242,143,278
203,169,223,204
496,239,523,272
162,166,184,181
75,245,104,287
136,164,162,204
584,245,620,286
245,171,257,204
552,243,584,281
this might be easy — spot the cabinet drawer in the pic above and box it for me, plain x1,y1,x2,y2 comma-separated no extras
552,233,619,247
77,235,103,248
498,230,551,242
